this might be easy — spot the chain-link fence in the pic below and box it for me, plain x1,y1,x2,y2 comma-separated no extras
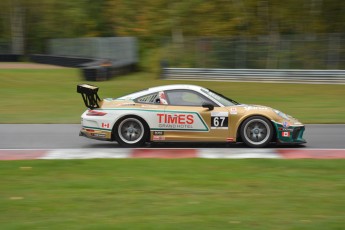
0,37,138,66
164,34,345,70
2,34,345,70
48,37,138,65
0,40,11,53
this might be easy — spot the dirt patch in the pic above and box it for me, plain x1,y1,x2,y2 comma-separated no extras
0,62,70,69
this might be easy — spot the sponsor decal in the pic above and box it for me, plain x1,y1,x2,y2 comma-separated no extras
153,135,165,141
153,131,164,135
283,121,289,128
211,112,228,129
157,113,194,129
244,106,268,111
91,133,106,138
118,103,136,106
282,131,290,137
157,113,194,124
101,123,110,129
230,108,237,115
141,105,159,109
278,127,294,132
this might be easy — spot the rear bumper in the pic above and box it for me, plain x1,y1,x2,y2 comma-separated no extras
79,127,112,141
273,121,306,145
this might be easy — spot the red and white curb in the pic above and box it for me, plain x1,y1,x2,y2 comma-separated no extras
0,149,345,160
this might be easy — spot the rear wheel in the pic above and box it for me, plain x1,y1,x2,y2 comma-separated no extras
115,116,148,147
240,116,273,148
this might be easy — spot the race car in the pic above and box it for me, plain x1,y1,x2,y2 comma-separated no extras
77,84,306,148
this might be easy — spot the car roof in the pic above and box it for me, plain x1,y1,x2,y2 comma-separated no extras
118,84,206,100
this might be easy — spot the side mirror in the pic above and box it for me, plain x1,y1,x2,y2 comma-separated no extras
202,103,214,111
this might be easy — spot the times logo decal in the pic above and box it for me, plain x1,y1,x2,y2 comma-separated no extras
151,111,208,131
157,114,194,124
157,113,194,129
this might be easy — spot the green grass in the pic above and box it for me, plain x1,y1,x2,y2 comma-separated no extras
0,68,344,123
0,159,344,229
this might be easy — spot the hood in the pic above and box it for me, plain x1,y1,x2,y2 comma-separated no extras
226,104,303,126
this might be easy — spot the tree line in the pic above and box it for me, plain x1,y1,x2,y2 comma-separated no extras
0,0,344,54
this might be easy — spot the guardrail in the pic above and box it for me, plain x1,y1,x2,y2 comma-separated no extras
30,54,94,67
162,68,345,84
29,54,136,81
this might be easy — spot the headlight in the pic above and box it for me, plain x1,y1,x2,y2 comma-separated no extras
274,110,291,120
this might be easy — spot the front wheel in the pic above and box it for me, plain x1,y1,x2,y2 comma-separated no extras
115,116,148,147
240,116,274,148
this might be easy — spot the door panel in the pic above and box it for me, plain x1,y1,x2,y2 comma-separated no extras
161,106,230,142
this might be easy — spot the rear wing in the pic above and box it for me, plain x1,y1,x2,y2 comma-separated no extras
77,84,101,109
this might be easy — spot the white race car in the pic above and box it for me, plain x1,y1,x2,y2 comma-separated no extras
78,84,306,147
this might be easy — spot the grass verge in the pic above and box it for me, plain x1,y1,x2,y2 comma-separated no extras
0,159,344,229
0,68,344,123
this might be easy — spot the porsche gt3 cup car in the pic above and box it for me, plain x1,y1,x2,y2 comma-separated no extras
77,84,306,147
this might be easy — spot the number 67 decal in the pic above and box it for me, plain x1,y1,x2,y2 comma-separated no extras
211,112,229,129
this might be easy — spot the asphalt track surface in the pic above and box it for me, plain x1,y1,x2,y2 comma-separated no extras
0,124,344,149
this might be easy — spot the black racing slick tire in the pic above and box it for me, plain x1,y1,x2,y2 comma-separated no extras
114,116,149,147
240,116,274,148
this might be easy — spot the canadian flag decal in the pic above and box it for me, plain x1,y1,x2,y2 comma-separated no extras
282,131,290,137
102,123,110,128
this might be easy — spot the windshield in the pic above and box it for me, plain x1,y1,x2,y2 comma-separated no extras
201,88,240,106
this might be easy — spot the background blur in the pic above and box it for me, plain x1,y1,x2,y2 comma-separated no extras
0,0,344,70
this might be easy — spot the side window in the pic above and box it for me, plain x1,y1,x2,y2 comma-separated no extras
165,90,216,106
135,93,159,104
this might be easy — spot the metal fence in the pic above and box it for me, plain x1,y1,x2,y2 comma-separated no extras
163,34,345,70
48,37,138,65
0,40,11,53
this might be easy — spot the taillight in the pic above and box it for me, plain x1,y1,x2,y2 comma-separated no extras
86,110,107,116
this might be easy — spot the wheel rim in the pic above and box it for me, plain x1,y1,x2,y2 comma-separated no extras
243,119,270,146
118,118,144,144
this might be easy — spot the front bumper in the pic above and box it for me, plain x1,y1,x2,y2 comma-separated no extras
272,121,306,145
